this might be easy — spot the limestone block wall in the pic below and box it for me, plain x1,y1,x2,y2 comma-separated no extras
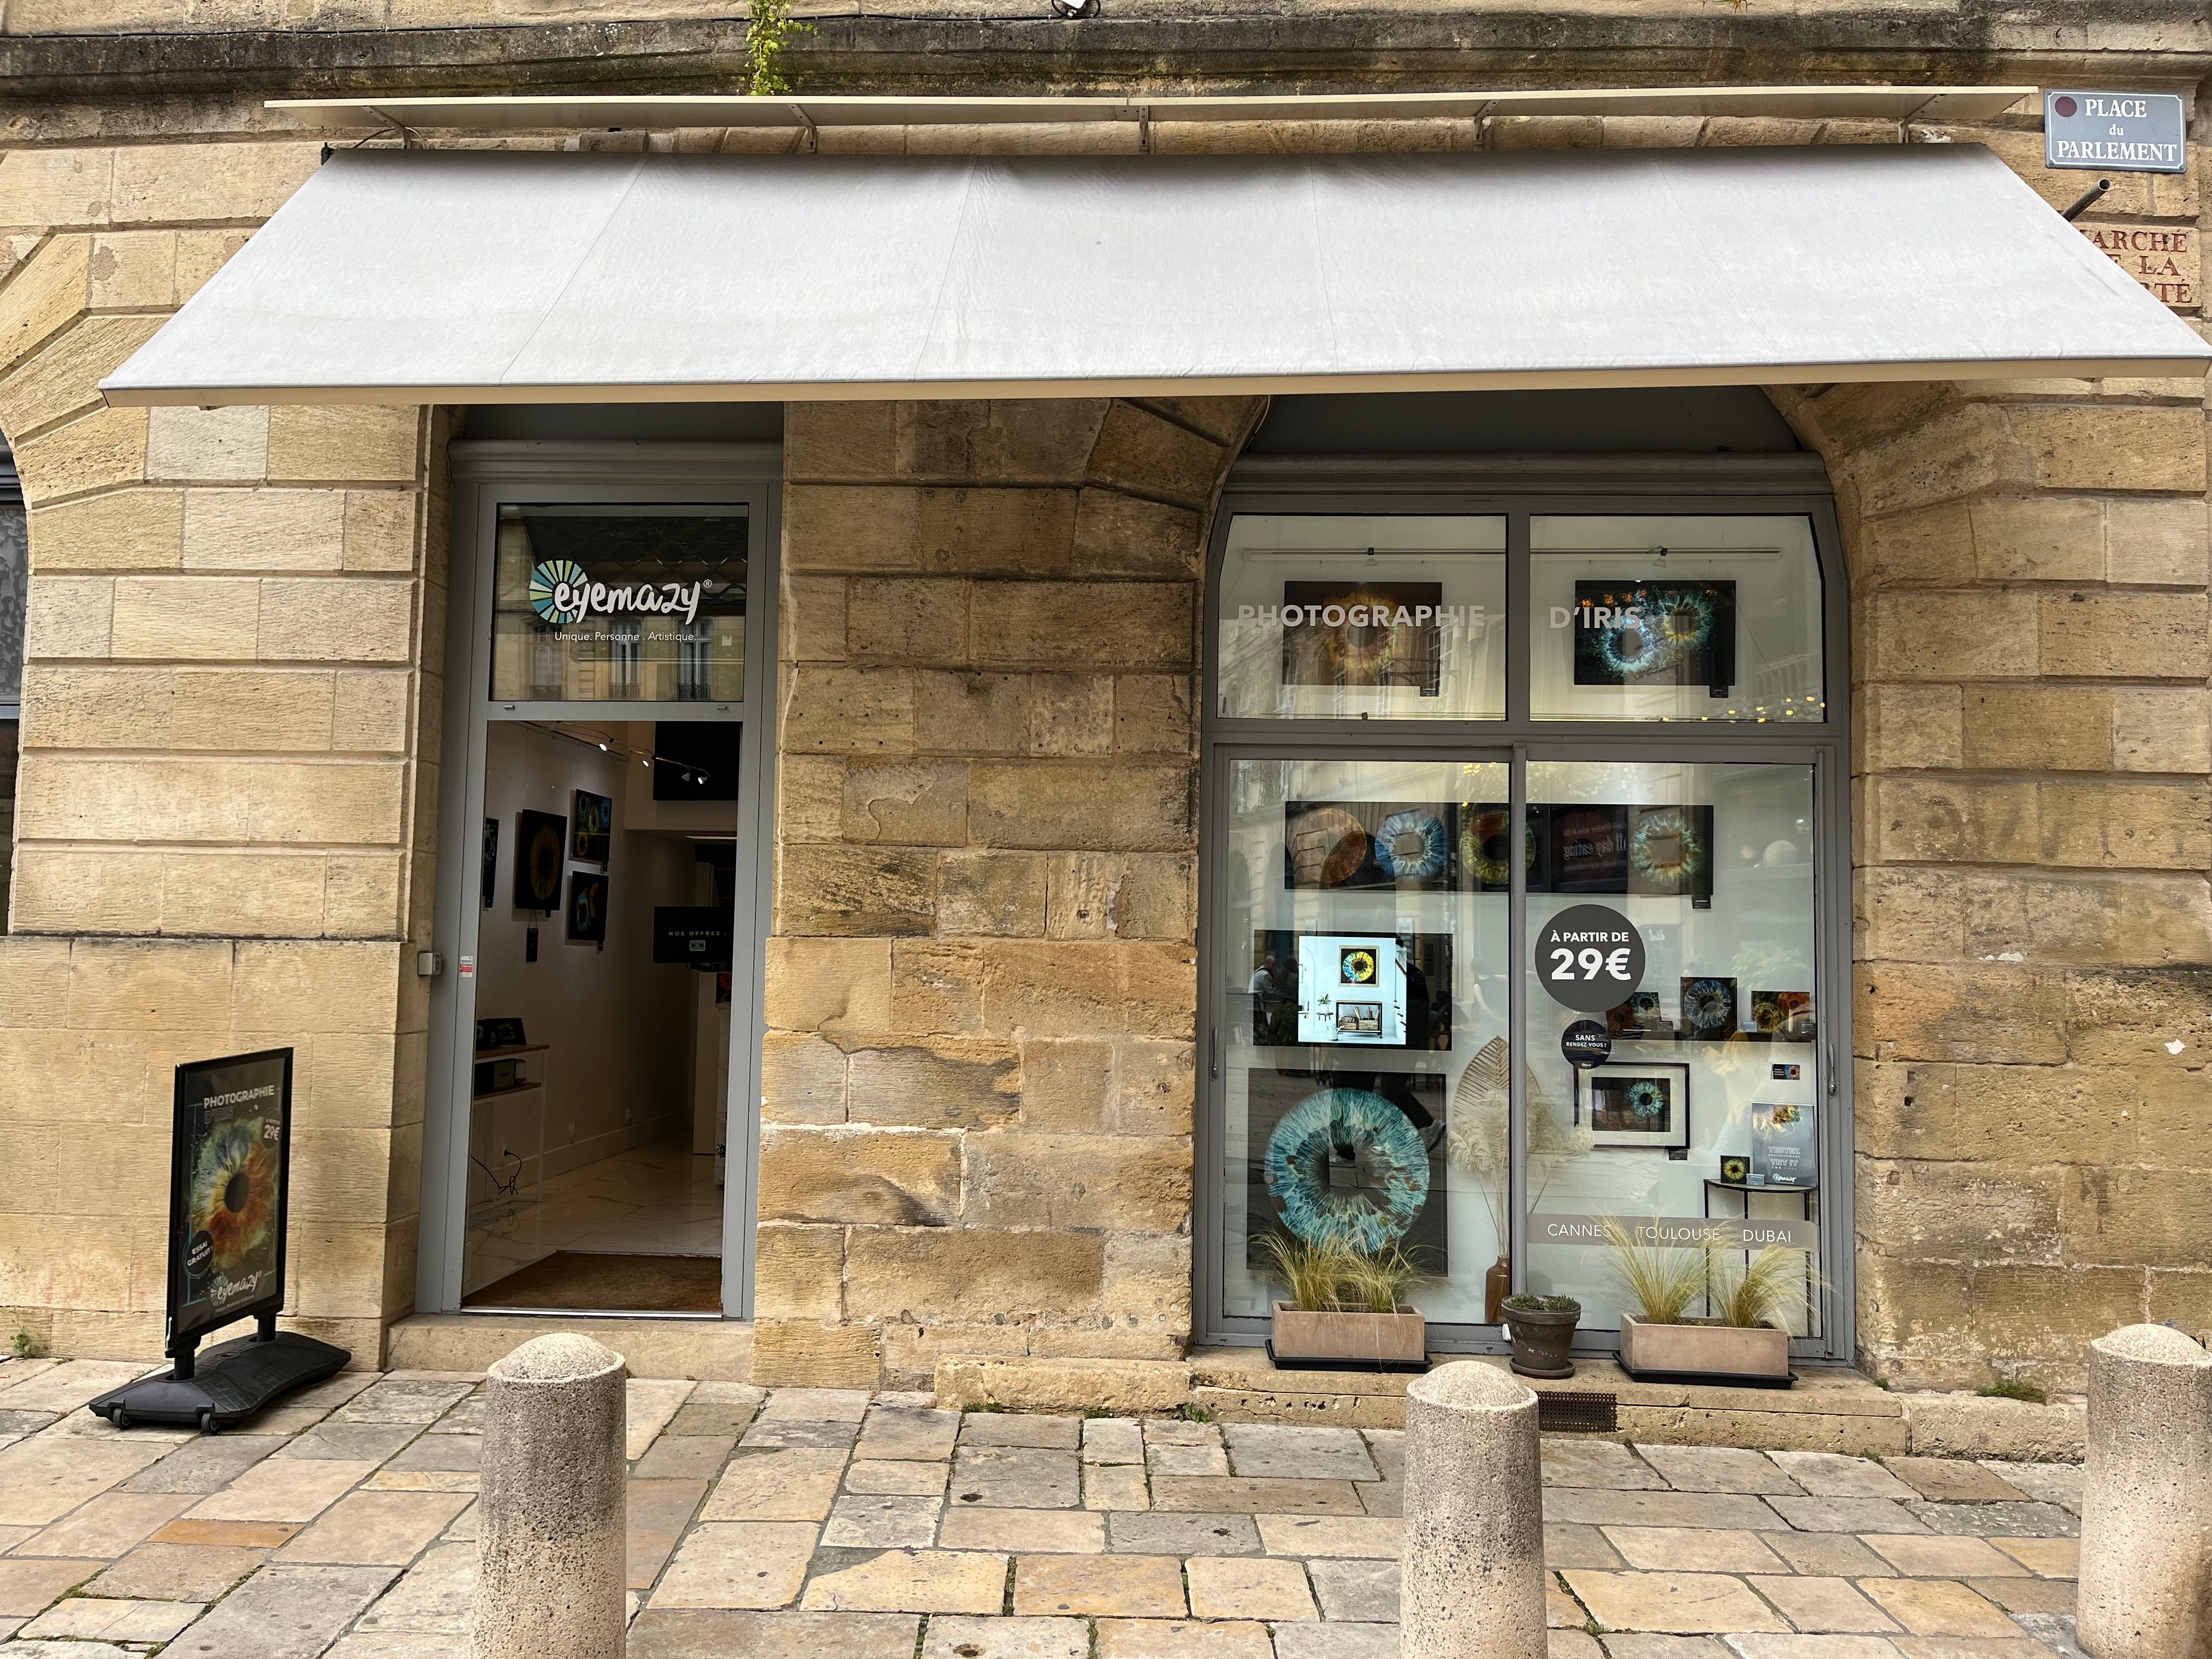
0,139,444,1361
1776,376,2212,1392
758,396,1260,1389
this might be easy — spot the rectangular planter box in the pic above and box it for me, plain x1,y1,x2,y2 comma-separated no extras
1271,1302,1427,1367
1620,1313,1790,1380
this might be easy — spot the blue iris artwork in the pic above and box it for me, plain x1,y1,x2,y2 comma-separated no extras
1571,580,1736,696
1372,810,1448,882
1263,1087,1430,1255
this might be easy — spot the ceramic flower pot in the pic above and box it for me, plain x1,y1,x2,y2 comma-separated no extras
1502,1304,1578,1379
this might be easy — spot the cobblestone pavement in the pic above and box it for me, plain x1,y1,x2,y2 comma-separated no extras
0,1358,2087,1657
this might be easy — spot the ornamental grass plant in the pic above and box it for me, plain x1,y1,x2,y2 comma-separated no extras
1595,1215,1729,1325
1260,1228,1432,1313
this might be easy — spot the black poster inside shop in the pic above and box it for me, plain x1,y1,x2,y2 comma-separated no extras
168,1049,295,1354
655,906,734,968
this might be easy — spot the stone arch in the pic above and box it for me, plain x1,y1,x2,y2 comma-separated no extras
1768,377,2212,1390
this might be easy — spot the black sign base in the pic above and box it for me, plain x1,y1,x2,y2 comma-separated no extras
86,1330,350,1432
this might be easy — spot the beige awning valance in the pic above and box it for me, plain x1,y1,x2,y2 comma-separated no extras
103,142,2211,407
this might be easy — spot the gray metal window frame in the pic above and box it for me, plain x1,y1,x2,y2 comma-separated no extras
1196,452,1855,1363
421,439,782,1321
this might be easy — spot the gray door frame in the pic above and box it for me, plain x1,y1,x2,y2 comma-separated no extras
420,439,782,1321
1194,453,1855,1361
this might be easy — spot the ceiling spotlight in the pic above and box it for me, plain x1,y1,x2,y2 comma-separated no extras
598,742,609,751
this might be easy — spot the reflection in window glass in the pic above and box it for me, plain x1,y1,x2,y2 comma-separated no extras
1521,760,1822,1338
1530,516,1824,723
1217,516,1506,720
1222,758,1511,1328
492,506,746,703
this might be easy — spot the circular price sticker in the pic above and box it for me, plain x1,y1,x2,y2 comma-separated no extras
1561,1019,1612,1069
1536,905,1646,1013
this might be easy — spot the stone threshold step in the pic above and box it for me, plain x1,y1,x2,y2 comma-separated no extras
935,1348,2085,1462
386,1312,754,1380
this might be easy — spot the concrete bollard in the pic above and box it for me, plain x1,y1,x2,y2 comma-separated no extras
2079,1323,2212,1659
1401,1360,1547,1659
473,1334,628,1659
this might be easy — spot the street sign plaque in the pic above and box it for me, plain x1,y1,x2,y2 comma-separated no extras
2045,90,2187,174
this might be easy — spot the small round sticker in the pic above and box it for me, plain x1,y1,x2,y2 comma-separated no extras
1536,905,1647,1013
1561,1019,1612,1070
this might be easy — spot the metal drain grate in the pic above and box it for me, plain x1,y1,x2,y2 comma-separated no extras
1536,1391,1618,1434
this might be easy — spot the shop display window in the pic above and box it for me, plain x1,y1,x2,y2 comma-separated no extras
1221,758,1513,1327
1207,494,1840,1352
490,505,747,703
1530,514,1825,723
1216,516,1506,720
1520,760,1822,1336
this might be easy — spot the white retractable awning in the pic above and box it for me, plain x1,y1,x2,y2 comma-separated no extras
103,143,2210,407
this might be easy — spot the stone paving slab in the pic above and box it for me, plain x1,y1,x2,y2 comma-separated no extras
18,1596,204,1642
87,1539,268,1600
1637,1446,1804,1496
0,1560,99,1617
1014,1554,1186,1618
940,1506,1105,1554
654,1521,817,1609
172,1562,398,1659
0,1370,2092,1659
923,1613,1088,1658
802,1548,1007,1614
1108,1511,1263,1555
1308,1556,1398,1623
628,1607,922,1658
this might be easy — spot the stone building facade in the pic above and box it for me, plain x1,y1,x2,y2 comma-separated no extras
0,3,2207,1395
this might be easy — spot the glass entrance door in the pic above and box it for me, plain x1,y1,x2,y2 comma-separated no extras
1216,754,1514,1330
424,450,780,1322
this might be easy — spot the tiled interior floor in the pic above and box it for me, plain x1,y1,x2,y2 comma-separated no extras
465,1136,723,1300
0,1357,2089,1659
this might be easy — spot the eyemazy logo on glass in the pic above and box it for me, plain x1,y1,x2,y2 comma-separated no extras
530,560,703,628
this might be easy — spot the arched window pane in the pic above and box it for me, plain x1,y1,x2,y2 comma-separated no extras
1530,514,1826,724
1217,515,1506,720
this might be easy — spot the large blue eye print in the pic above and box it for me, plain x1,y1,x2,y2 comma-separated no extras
1263,1087,1430,1254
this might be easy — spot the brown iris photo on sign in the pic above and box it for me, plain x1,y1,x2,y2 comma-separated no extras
1280,581,1442,695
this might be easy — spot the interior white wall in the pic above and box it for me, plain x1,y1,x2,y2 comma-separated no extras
477,721,697,1181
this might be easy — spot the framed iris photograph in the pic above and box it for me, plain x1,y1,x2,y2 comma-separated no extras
1280,580,1442,695
1626,804,1714,900
1679,975,1739,1039
1245,1065,1449,1274
513,809,566,913
571,789,613,866
566,871,608,945
1571,579,1738,697
1284,799,1455,893
1578,1061,1691,1150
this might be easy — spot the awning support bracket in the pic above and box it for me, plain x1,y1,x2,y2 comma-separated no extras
2061,178,2111,221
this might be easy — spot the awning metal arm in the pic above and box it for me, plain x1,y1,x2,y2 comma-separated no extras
2061,178,2111,221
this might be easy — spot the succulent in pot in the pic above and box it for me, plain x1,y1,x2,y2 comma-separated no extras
1261,1229,1431,1369
1500,1293,1581,1379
